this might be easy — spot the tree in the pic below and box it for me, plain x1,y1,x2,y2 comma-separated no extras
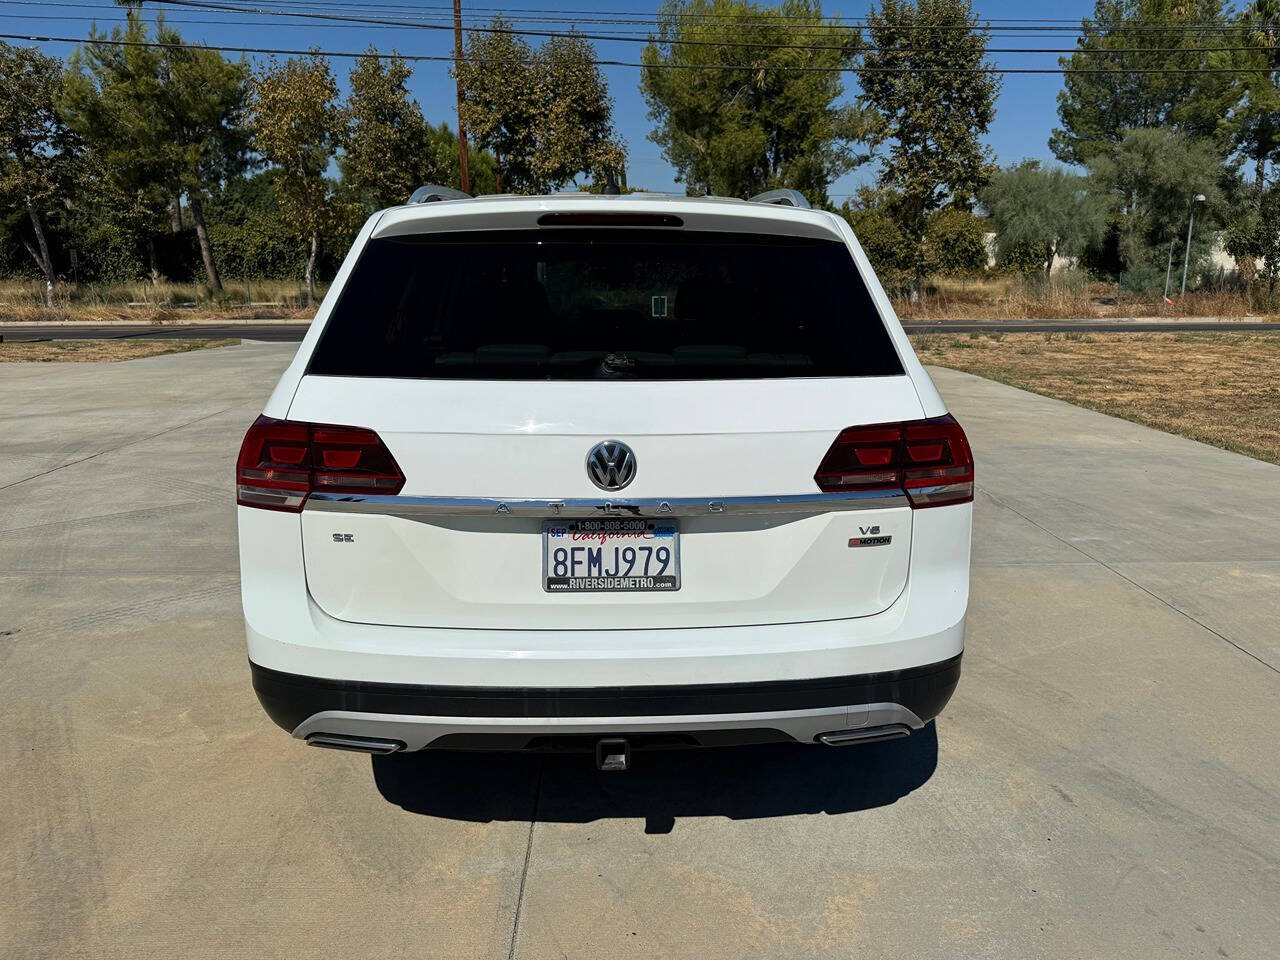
1086,127,1226,290
62,10,251,292
981,161,1106,282
1051,0,1237,167
425,121,499,195
342,51,441,210
61,23,169,282
536,31,626,189
1221,0,1280,197
203,170,310,280
842,195,914,291
856,0,1000,285
250,54,344,304
0,43,78,304
160,33,251,294
457,17,624,193
923,207,989,277
1223,178,1280,299
641,0,868,204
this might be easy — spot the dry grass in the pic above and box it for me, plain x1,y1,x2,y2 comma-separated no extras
0,339,239,362
911,332,1280,465
0,279,319,322
893,275,1276,321
3,275,1276,324
0,303,312,324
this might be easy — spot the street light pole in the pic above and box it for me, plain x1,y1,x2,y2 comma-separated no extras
1180,194,1205,297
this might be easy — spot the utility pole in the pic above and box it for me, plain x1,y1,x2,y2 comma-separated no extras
452,0,470,194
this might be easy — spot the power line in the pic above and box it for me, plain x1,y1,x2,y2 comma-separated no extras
0,12,448,30
161,0,1279,36
169,2,1277,35
5,12,1275,56
4,31,1271,74
151,0,1277,32
4,1,1274,38
9,1,1272,58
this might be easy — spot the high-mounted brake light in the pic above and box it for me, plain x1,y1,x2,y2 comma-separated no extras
814,414,974,508
536,212,683,227
236,415,404,512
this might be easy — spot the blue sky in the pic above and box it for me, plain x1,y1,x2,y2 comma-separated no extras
1,0,1097,199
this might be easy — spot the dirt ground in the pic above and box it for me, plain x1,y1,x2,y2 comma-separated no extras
0,339,238,363
911,331,1280,465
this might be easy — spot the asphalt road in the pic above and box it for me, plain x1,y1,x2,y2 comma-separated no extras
2,319,1278,342
2,342,1278,959
1,323,309,342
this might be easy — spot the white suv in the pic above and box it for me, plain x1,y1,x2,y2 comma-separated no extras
237,189,972,769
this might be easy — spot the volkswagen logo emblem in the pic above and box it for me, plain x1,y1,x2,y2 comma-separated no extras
586,440,636,491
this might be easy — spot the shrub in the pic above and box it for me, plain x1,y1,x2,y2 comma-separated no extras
924,207,989,277
841,204,914,293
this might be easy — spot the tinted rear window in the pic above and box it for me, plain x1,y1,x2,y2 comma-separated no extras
308,230,904,380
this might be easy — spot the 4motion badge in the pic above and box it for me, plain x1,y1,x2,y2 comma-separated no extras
848,524,892,548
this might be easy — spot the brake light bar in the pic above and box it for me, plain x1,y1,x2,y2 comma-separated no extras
536,212,683,227
814,414,974,508
236,415,404,512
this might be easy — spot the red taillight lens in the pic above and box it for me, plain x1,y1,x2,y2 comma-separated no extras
901,415,974,507
814,414,973,508
236,415,405,512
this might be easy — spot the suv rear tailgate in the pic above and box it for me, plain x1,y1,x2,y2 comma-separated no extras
293,375,922,630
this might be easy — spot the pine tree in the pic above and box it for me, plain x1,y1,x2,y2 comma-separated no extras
856,0,999,284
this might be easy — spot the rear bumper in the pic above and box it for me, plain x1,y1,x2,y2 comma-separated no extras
250,653,961,750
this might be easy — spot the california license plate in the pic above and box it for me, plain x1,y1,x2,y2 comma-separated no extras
543,518,680,592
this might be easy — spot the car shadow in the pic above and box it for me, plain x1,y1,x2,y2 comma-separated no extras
371,723,939,833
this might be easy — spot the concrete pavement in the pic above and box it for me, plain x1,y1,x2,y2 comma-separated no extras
1,342,1277,959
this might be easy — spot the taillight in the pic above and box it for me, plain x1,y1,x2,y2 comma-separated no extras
814,414,973,508
236,415,404,512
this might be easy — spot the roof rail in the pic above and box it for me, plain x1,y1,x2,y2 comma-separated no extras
748,188,810,209
407,184,471,204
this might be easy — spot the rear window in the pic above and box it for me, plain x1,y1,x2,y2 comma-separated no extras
308,229,904,380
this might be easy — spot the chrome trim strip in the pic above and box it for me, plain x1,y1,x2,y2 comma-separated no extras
304,489,908,518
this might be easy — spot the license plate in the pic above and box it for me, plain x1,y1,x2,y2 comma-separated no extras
543,519,680,592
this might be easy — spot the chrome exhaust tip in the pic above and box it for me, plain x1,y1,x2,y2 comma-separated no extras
306,733,405,754
816,724,912,747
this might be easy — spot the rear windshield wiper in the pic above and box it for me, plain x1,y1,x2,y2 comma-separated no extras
599,352,640,378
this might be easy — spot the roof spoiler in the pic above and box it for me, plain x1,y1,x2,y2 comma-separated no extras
402,184,810,208
407,184,471,204
748,188,810,209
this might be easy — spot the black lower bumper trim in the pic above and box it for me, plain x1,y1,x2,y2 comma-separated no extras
250,654,962,733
